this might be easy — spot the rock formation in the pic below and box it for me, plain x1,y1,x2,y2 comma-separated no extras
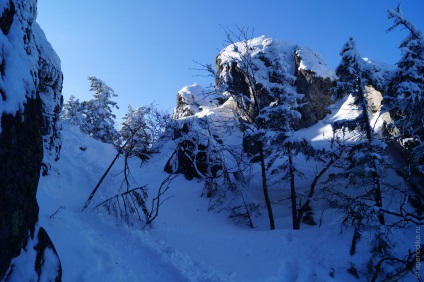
167,37,335,179
0,1,62,280
293,51,333,129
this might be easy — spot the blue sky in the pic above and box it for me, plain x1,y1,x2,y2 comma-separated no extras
37,0,424,121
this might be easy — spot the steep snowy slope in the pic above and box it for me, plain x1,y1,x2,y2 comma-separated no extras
33,94,418,282
30,34,421,281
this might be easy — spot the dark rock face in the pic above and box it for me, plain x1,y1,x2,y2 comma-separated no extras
0,98,43,278
0,0,62,280
38,56,64,161
215,60,258,121
165,139,205,180
165,124,207,180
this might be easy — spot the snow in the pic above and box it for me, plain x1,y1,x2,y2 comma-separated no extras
5,224,61,282
36,122,334,281
39,247,61,282
1,2,420,280
218,36,336,80
31,89,418,281
0,2,9,12
5,230,39,281
0,0,39,133
173,83,225,120
0,0,62,140
296,49,336,79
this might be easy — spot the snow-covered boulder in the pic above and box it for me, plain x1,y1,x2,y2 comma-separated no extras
172,83,224,119
0,0,62,280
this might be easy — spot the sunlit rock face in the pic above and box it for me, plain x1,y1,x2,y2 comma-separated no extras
0,0,62,280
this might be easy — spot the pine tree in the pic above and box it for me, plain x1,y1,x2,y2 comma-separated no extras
62,95,85,126
120,105,169,161
332,38,373,99
331,38,388,226
386,5,424,173
81,77,120,144
61,77,120,144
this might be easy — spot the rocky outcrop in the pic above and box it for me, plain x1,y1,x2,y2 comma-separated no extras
167,37,336,178
164,119,224,180
0,0,62,280
215,37,335,130
293,52,333,129
37,33,64,161
172,83,225,119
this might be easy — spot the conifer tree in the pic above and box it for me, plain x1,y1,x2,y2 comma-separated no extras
61,77,120,145
386,5,424,174
62,95,84,126
81,77,120,144
120,104,170,161
331,38,388,226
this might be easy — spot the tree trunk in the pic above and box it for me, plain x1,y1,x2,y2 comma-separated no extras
374,172,385,225
258,141,275,230
358,78,385,225
350,219,362,256
294,150,341,229
288,149,298,230
82,151,121,211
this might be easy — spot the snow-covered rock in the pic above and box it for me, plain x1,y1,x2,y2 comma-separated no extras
0,0,62,280
172,83,225,119
168,36,336,179
216,36,335,129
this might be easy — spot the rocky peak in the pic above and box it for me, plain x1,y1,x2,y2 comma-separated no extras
215,36,335,129
167,37,336,180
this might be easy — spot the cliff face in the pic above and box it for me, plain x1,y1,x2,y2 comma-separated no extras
293,52,333,129
0,1,62,280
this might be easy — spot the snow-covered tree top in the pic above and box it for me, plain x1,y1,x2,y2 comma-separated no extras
388,5,424,49
217,35,336,79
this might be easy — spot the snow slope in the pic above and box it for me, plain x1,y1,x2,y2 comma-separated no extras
32,100,417,281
